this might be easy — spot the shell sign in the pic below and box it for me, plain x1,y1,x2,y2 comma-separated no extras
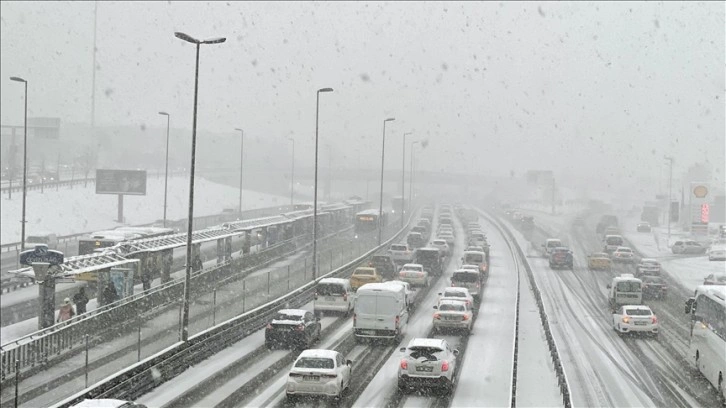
693,185,708,198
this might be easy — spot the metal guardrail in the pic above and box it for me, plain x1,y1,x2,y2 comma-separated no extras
485,210,573,408
0,177,96,195
51,213,414,407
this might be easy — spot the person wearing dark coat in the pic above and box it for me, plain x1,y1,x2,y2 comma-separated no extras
103,284,119,305
72,287,89,314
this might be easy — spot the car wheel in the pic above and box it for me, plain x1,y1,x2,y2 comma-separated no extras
397,378,407,392
316,324,322,341
286,393,296,403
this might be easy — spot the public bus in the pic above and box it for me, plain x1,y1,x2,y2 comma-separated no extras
354,209,387,237
685,285,726,400
78,227,175,255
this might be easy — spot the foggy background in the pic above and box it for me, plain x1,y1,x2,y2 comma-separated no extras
1,1,724,203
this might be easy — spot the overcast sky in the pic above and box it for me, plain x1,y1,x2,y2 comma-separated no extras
1,1,723,185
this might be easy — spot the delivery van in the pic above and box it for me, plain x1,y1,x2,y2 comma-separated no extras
353,282,409,343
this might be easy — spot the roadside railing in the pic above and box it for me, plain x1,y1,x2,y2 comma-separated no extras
50,212,413,408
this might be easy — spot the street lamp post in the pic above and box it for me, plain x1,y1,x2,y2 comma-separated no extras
401,132,411,227
313,87,334,281
10,76,28,251
235,128,244,214
378,117,396,245
174,31,226,342
288,137,295,206
665,156,674,246
158,111,171,227
409,140,419,215
326,144,332,202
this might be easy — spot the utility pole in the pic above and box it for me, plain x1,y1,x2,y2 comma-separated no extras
665,156,674,246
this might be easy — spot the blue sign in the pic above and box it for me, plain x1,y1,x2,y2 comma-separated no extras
20,245,64,266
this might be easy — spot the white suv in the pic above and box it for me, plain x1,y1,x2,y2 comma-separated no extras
398,338,459,394
286,349,352,401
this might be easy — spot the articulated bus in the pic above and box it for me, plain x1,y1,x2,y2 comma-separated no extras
78,227,176,255
354,209,387,238
686,285,726,400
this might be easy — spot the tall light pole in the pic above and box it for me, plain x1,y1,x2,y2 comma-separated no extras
235,128,244,214
175,31,226,342
409,140,419,215
158,111,171,227
665,156,674,246
401,132,411,227
313,87,334,281
288,137,295,206
378,117,396,245
10,76,28,250
325,144,332,202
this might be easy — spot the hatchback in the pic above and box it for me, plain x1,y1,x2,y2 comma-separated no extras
286,349,352,401
265,309,321,349
398,338,459,394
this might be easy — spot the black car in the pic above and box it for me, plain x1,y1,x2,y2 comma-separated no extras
641,276,668,300
520,216,535,231
265,309,321,349
548,247,574,269
414,247,443,276
369,255,397,280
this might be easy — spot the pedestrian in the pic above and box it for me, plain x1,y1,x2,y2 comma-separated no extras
141,273,151,291
57,298,75,323
103,283,119,305
72,287,89,315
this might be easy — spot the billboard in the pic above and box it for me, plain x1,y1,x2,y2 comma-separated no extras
95,169,147,195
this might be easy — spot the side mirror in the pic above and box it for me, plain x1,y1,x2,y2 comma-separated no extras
685,298,695,314
399,347,407,352
433,305,438,309
346,359,353,366
437,292,442,296
453,349,460,356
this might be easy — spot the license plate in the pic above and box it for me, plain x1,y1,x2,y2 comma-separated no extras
326,297,336,301
634,321,647,326
416,366,433,372
444,315,458,320
303,375,320,381
361,330,375,335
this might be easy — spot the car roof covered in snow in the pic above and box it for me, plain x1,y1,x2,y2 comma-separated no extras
297,349,339,360
407,337,445,349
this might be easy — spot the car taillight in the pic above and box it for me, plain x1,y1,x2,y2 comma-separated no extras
622,317,630,323
353,313,357,326
314,292,318,300
266,323,272,330
343,293,348,301
289,372,303,377
462,314,469,321
295,324,305,331
395,315,400,328
400,359,408,369
651,316,658,324
441,360,449,372
321,373,338,378
433,313,441,320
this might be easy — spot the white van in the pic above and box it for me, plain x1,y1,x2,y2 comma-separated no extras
314,278,355,316
24,231,59,250
607,274,643,311
353,282,409,343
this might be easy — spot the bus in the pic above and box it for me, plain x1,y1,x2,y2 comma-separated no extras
354,209,387,237
685,285,726,400
78,227,175,255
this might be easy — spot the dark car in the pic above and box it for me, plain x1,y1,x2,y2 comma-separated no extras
265,309,321,349
369,254,397,280
520,216,535,231
549,247,573,269
636,222,652,233
407,232,425,249
414,247,443,276
641,276,667,300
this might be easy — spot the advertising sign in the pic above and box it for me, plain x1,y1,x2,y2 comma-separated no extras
96,169,147,195
701,203,710,223
20,245,64,266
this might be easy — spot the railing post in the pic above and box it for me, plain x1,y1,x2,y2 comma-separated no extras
137,317,142,362
14,359,19,408
84,334,89,388
267,271,270,295
212,288,217,326
242,280,246,313
330,250,333,271
287,265,290,291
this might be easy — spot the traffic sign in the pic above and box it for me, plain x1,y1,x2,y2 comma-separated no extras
701,203,710,223
20,245,64,266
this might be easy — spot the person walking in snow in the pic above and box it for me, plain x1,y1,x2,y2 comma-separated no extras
57,298,75,323
72,287,89,315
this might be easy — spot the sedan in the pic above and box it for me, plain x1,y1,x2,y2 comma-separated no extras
636,258,661,277
438,233,455,247
398,338,459,394
350,267,383,291
438,287,474,308
612,305,659,337
432,299,473,334
587,252,612,271
286,349,352,401
708,245,726,261
641,276,668,300
671,240,707,255
398,263,429,287
636,222,652,233
704,273,726,286
265,309,321,349
430,239,450,257
612,247,636,264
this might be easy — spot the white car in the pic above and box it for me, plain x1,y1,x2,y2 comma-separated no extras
430,239,450,257
286,349,352,401
612,246,636,263
70,400,146,408
438,287,474,307
612,305,659,337
388,243,414,264
433,299,473,334
398,338,459,394
708,245,726,261
438,233,455,246
398,263,429,287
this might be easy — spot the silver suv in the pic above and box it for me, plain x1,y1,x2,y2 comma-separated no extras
398,338,459,394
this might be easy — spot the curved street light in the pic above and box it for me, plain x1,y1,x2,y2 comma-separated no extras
312,87,334,280
378,117,396,245
158,111,171,227
10,76,28,250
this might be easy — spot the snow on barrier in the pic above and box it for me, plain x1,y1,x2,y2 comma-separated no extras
481,209,573,408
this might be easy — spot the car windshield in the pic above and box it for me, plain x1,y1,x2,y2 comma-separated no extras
402,265,422,271
295,357,334,369
606,237,623,245
391,245,407,251
443,291,466,298
26,236,50,243
439,303,465,311
616,281,641,292
273,312,303,321
354,269,374,276
408,347,442,360
317,283,345,296
465,254,483,263
625,309,652,316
